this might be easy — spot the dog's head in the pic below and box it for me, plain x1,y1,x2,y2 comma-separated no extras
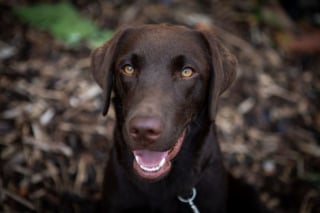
91,24,237,181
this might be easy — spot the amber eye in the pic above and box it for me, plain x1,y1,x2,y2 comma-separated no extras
181,67,194,78
122,65,135,75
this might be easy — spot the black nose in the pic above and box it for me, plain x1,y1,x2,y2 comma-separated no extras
129,116,163,142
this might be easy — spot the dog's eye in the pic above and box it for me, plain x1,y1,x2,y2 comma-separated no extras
181,67,194,78
122,65,135,75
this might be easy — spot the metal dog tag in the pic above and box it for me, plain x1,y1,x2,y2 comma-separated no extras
178,188,200,213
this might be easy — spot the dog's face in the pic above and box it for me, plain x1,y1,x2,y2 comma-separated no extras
91,24,237,181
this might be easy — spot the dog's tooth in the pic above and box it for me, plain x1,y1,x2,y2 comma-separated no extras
138,157,166,173
134,155,140,164
140,165,158,172
159,157,166,167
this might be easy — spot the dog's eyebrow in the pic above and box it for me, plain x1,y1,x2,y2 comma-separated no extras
171,55,200,71
117,53,144,68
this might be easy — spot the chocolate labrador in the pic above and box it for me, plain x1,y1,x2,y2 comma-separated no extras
91,24,237,212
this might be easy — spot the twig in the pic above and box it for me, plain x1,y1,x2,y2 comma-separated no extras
2,189,35,211
24,137,73,157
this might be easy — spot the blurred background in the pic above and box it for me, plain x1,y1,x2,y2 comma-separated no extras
0,0,319,212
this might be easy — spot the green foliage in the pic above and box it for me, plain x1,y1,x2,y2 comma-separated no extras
13,2,113,48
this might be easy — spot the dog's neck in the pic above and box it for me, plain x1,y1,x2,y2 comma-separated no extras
173,108,219,193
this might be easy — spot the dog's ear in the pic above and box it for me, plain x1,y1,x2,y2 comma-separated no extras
198,29,237,121
91,28,129,116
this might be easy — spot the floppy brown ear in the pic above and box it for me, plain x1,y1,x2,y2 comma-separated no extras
91,28,129,116
198,29,238,121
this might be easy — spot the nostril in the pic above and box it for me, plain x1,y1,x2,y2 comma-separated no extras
145,128,161,141
129,127,139,138
129,116,163,141
147,129,160,136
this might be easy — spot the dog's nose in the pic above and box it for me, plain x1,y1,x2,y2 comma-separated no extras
129,116,163,142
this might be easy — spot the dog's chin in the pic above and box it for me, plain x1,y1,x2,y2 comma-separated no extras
132,129,186,182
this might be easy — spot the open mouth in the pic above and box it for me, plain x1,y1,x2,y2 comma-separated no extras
132,129,186,181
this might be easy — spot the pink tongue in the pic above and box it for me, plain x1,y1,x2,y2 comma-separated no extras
133,150,168,167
